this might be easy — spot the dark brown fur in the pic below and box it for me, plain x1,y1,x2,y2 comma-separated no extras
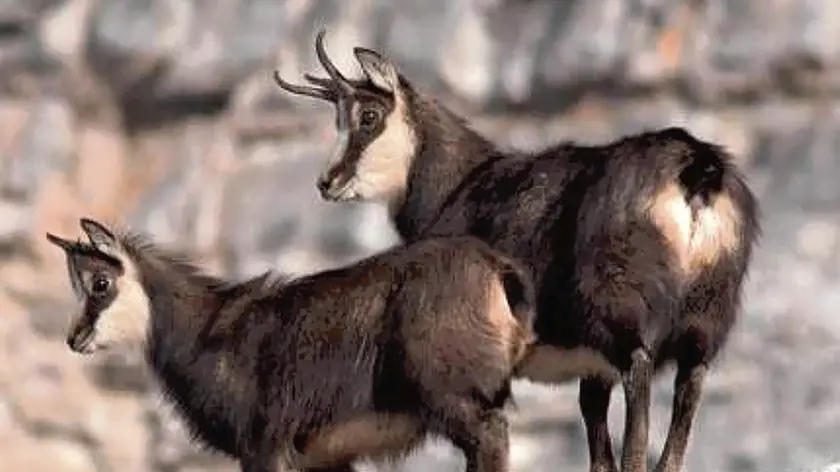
274,32,761,472
46,218,537,472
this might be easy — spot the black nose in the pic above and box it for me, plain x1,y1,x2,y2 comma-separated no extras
317,175,331,194
318,173,344,200
67,326,94,353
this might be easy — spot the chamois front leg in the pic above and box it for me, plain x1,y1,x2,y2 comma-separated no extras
653,363,707,472
620,348,653,472
457,409,510,472
579,377,620,472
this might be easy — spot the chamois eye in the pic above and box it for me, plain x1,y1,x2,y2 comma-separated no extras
360,109,379,128
91,277,110,295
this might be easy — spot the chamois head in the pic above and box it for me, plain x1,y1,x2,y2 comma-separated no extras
45,218,150,355
274,30,417,204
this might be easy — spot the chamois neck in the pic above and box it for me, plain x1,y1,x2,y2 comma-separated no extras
395,94,500,239
118,238,227,357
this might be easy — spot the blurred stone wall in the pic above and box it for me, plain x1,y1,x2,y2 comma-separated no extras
1,1,840,472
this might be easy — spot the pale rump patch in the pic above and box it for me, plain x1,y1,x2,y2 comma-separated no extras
86,252,151,350
283,413,423,469
646,183,741,280
351,92,416,204
485,276,535,367
515,344,619,385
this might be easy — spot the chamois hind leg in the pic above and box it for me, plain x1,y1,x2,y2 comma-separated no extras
580,377,620,472
620,348,654,472
653,362,707,472
425,396,510,472
652,266,740,472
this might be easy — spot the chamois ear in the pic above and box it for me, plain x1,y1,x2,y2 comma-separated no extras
45,233,78,253
353,47,399,94
79,218,117,254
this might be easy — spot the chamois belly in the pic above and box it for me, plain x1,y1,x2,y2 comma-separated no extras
514,344,620,385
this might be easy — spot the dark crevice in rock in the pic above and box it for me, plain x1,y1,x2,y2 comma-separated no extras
0,21,27,37
485,76,666,116
121,90,232,133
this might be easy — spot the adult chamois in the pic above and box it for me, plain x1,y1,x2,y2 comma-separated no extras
46,217,537,472
273,31,761,472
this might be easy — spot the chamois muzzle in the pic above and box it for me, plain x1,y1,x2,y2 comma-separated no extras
316,175,334,199
317,168,354,202
67,322,96,354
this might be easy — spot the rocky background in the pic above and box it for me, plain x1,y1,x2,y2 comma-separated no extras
1,0,840,471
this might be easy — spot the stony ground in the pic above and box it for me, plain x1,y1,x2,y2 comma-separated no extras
2,1,840,472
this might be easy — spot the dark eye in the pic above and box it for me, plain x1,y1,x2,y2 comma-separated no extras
91,277,110,295
360,109,379,128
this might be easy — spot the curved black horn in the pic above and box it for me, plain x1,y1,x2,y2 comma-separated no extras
303,73,334,89
273,70,335,101
314,29,353,94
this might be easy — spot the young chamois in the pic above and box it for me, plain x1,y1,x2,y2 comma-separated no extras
46,217,537,472
273,31,761,472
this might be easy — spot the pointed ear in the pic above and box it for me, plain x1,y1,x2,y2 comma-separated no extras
45,233,78,253
354,47,399,94
79,218,117,253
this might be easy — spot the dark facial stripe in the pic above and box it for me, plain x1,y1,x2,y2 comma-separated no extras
335,97,350,131
68,265,84,300
324,95,394,188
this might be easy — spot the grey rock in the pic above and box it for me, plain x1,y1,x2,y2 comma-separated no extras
3,1,840,471
754,104,840,212
0,0,62,26
0,199,28,241
0,96,73,201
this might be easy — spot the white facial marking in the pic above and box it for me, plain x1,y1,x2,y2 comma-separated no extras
324,100,355,175
84,253,151,353
330,129,350,169
349,93,416,204
324,101,358,183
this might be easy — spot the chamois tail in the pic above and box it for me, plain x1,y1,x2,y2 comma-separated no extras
663,126,730,205
487,251,536,413
476,245,537,356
